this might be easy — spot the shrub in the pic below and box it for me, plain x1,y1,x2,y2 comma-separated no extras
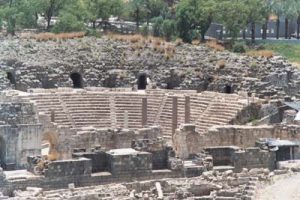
152,17,164,37
31,32,85,41
206,40,225,51
52,13,85,33
140,24,149,37
162,19,176,42
232,42,246,53
246,50,273,58
250,62,257,68
86,29,101,38
175,38,183,46
192,39,200,45
217,60,226,69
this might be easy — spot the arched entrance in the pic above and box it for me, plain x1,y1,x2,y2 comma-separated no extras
0,136,6,168
7,72,16,85
70,72,83,88
42,131,59,161
138,74,147,90
224,85,233,94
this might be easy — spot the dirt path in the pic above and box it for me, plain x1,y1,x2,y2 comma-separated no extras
256,173,300,200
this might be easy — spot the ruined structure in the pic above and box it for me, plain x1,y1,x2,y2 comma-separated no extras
0,37,298,99
0,36,298,199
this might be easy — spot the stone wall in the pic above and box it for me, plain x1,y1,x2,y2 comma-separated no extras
205,146,276,172
205,125,300,148
174,124,300,158
0,100,42,169
53,126,162,160
107,149,152,176
44,158,92,178
0,37,298,99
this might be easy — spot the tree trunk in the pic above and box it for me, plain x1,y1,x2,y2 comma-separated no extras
200,32,205,42
276,18,280,39
92,21,96,29
136,9,140,32
297,15,300,39
262,17,268,39
285,17,289,39
251,21,255,43
242,29,246,39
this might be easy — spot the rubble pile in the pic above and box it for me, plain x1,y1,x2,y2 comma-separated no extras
9,168,288,200
0,37,298,99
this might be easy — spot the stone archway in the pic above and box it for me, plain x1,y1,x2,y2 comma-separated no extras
6,72,16,85
70,72,83,88
42,131,59,161
0,136,6,168
224,85,233,94
138,74,147,90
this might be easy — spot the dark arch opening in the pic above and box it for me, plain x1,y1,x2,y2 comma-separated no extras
7,72,16,85
137,74,147,90
166,82,174,89
70,73,83,88
0,136,6,168
224,85,233,94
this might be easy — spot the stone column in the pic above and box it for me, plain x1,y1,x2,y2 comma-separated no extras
185,96,190,124
51,110,55,123
172,96,178,137
142,98,147,127
124,110,128,129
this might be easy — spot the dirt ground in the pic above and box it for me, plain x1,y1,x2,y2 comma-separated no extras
256,173,300,200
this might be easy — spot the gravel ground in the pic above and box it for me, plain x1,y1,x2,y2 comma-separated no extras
256,173,300,200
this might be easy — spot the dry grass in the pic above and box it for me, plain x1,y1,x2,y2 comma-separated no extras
246,50,274,58
217,60,226,69
108,33,176,58
175,38,183,46
31,32,86,41
206,40,225,51
192,39,201,45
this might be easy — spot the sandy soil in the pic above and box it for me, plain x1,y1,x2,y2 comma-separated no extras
256,173,300,200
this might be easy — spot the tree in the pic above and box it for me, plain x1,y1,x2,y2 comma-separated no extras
144,0,167,25
282,0,297,39
176,0,217,42
52,0,87,33
0,0,38,35
162,19,175,41
216,0,248,41
261,0,273,39
245,0,265,43
176,0,194,42
85,0,123,29
272,0,285,39
33,0,67,30
127,0,147,32
295,0,300,39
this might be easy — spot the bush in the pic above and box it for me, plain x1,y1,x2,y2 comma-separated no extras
232,42,246,53
140,24,149,37
86,28,102,38
52,13,85,33
162,19,176,42
152,17,163,37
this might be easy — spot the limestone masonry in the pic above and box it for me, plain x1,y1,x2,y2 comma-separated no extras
0,36,298,199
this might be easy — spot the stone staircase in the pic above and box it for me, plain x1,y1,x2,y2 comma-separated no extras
60,92,111,129
114,93,143,129
17,89,248,138
195,93,247,134
21,93,72,127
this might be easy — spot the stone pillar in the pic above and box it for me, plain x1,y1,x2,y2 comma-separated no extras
124,110,128,129
172,96,178,137
51,110,55,123
185,96,190,124
142,98,147,127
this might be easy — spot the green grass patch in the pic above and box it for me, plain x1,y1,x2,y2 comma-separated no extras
261,43,300,64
